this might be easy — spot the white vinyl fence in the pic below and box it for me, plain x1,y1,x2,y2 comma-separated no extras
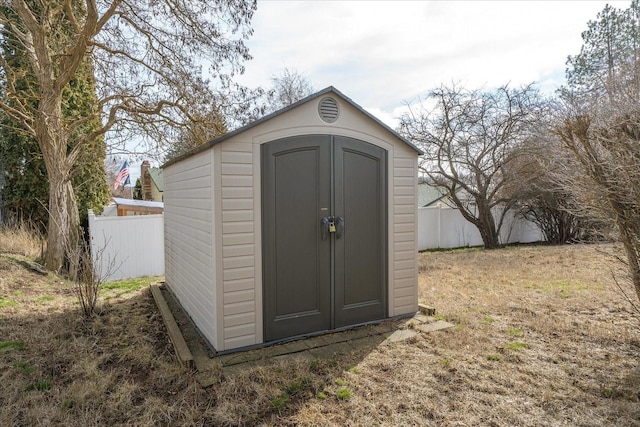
88,210,164,281
418,205,543,251
87,203,540,279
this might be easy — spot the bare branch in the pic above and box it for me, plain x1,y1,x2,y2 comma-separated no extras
400,83,544,248
0,0,258,270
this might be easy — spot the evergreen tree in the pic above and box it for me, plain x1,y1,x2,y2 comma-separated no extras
0,121,48,227
63,57,111,224
565,0,640,101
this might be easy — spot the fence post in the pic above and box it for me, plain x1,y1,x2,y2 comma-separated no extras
87,209,95,251
437,204,442,249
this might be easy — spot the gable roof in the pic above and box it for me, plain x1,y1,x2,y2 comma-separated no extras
418,183,449,207
163,86,423,168
149,168,163,192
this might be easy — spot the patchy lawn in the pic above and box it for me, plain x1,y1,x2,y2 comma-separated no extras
0,244,639,426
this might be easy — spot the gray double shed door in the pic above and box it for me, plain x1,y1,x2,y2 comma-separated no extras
262,135,388,342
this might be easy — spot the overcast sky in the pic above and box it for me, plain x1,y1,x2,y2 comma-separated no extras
133,1,624,181
237,0,625,127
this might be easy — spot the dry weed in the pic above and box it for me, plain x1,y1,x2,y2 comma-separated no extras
0,222,44,259
1,244,639,426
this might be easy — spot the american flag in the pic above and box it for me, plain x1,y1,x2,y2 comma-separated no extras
113,161,130,190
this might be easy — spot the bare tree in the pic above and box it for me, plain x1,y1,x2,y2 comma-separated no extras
399,84,544,249
163,108,227,162
267,68,314,112
0,1,258,272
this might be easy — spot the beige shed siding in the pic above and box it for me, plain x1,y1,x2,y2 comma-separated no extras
391,152,419,316
212,100,419,348
164,152,218,347
219,141,257,350
165,91,419,352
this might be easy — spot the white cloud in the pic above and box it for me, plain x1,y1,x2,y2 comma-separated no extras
363,107,399,129
238,0,620,122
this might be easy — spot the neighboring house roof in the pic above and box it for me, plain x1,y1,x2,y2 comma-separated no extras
418,183,449,207
163,86,423,168
112,197,163,216
418,184,475,208
149,168,163,192
112,197,164,209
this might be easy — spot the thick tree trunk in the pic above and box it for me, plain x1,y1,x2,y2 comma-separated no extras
477,204,500,249
36,89,81,275
44,168,81,275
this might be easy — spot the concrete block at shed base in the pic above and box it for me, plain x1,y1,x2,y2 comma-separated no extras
416,320,455,334
418,303,436,316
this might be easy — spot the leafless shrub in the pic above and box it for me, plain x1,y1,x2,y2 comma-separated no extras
67,231,119,318
507,134,604,244
558,0,640,304
74,244,100,317
555,107,640,302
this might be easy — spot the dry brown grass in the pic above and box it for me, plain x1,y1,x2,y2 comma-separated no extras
0,222,44,259
1,244,639,426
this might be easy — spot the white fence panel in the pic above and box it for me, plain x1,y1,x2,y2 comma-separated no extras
500,210,544,244
88,211,164,281
440,207,484,248
417,207,440,250
418,205,544,251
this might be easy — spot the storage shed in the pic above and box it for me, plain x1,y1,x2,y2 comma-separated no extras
163,87,422,353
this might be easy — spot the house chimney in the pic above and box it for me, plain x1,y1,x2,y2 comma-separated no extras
141,160,152,201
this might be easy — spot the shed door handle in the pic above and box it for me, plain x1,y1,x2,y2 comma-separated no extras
336,216,344,239
320,217,330,240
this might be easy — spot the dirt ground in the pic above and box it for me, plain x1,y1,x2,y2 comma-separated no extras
0,243,639,426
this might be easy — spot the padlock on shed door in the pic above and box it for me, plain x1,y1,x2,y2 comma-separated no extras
329,221,337,233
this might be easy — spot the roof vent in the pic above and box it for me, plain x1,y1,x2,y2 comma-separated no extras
318,97,339,123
